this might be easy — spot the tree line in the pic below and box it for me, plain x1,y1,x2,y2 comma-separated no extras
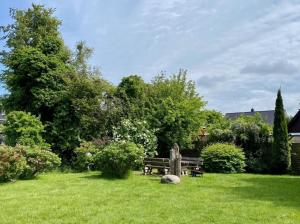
0,4,291,174
0,5,205,163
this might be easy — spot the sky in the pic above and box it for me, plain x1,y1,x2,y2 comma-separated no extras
1,0,300,115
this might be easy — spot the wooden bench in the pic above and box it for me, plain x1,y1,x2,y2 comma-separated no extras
143,156,204,176
143,158,170,175
181,157,204,177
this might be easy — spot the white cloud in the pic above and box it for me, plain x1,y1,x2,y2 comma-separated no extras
2,0,300,115
240,60,299,75
190,1,300,115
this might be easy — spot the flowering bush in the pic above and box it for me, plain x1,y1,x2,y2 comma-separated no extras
112,119,157,157
19,145,61,179
0,145,27,181
0,145,61,181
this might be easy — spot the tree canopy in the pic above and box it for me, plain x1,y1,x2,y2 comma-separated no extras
0,4,207,161
1,4,292,176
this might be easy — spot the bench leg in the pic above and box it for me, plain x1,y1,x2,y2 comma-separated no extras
164,168,170,175
144,166,148,175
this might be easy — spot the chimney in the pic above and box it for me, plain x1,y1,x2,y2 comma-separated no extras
251,108,254,112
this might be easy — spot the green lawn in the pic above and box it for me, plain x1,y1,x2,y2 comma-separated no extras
0,172,300,224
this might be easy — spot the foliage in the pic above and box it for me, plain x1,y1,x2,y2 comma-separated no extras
0,4,208,162
202,110,225,128
116,75,147,102
73,141,99,172
67,72,113,141
231,114,272,173
0,144,60,181
95,141,144,178
3,111,47,147
72,41,94,76
19,145,61,179
114,75,150,123
208,128,235,143
0,145,27,181
112,119,157,157
146,70,205,156
272,89,290,173
0,5,115,163
0,4,74,159
206,113,272,173
201,143,246,173
206,113,235,144
0,5,70,115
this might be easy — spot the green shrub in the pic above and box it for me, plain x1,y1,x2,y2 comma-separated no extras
3,111,47,147
0,145,61,181
19,145,61,179
0,145,27,181
95,141,144,178
73,141,99,172
201,143,246,173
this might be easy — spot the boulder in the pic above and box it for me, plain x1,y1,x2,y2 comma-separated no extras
161,174,180,184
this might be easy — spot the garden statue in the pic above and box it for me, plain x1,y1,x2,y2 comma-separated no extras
170,143,181,177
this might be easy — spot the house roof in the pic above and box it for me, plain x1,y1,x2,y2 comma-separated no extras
225,109,275,125
288,110,300,133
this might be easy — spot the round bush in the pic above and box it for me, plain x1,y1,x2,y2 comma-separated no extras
3,111,46,147
0,145,61,181
201,143,246,173
95,141,144,178
0,145,27,182
19,145,61,179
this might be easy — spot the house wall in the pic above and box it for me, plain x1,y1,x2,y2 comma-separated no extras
291,143,300,174
291,135,300,143
289,115,300,133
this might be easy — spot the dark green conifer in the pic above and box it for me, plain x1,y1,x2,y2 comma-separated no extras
272,89,290,173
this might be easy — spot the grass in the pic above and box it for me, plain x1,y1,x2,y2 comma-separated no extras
0,172,300,224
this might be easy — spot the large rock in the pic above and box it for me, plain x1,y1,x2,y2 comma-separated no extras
161,174,180,184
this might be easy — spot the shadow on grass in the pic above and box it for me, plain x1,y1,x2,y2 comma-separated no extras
227,175,300,208
80,173,130,181
0,176,41,185
0,180,16,185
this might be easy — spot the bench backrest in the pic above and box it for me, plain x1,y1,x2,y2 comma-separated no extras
144,157,203,167
181,156,203,167
144,158,170,167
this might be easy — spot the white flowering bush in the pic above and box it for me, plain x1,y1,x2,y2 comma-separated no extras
112,119,157,157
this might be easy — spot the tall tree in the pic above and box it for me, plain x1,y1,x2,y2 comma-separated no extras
146,70,205,156
0,5,112,162
0,5,76,160
272,89,290,173
0,5,71,118
72,41,94,76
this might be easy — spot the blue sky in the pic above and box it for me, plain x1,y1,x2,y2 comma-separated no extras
1,0,300,115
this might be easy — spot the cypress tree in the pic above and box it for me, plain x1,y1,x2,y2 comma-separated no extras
272,89,290,173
